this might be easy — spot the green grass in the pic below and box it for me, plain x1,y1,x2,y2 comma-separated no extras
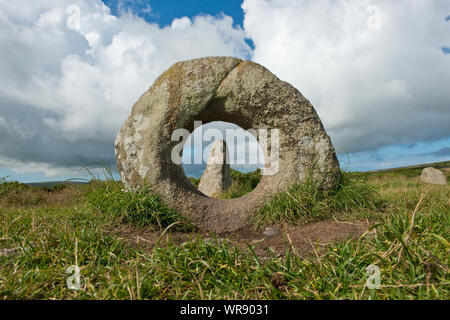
0,181,45,207
187,168,261,198
188,177,200,188
253,172,383,228
85,180,195,231
0,164,449,299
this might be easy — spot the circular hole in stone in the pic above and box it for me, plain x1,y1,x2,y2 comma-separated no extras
182,121,266,199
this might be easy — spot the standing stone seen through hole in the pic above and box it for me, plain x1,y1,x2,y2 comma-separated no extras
198,140,231,197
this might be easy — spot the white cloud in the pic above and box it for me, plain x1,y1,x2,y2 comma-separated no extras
0,0,251,176
1,0,449,179
171,16,192,29
0,156,78,178
243,0,450,153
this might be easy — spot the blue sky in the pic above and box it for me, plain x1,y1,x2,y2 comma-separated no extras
103,0,246,28
102,0,255,50
0,0,448,182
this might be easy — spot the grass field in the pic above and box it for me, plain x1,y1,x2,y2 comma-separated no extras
0,162,449,300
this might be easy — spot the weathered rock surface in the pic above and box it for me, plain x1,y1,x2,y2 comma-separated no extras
263,227,280,237
115,57,341,233
421,167,447,185
198,140,231,197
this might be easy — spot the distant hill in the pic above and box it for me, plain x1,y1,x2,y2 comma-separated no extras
367,160,450,173
25,181,88,188
21,160,450,188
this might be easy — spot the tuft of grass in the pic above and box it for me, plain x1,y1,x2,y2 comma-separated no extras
188,176,200,188
0,180,45,207
187,169,262,199
188,177,200,188
253,171,383,228
0,178,82,208
220,169,262,199
85,180,195,232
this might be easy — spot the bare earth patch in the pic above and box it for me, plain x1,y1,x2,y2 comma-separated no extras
111,220,369,260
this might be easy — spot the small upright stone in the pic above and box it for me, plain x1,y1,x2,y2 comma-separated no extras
420,167,447,185
198,140,231,197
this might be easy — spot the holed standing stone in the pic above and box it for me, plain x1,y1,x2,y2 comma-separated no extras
114,57,341,232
